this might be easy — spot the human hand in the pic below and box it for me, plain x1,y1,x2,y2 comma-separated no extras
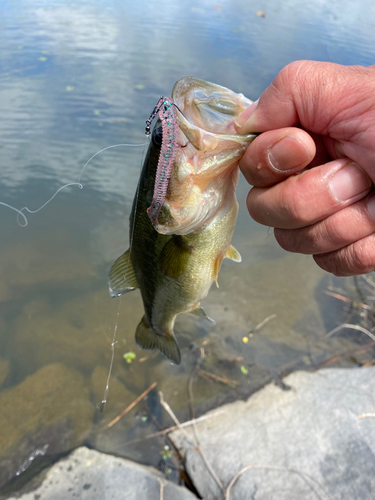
235,60,375,276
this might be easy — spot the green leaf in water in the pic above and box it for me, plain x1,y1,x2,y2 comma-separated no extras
66,86,74,92
93,110,101,115
134,83,145,90
123,351,136,364
160,445,174,460
240,365,249,375
39,57,47,62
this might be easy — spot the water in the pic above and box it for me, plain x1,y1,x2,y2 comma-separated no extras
1,0,375,494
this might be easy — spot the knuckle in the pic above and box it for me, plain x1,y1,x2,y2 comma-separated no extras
349,238,375,274
315,236,375,276
246,188,262,222
282,187,312,225
313,253,345,276
273,228,293,251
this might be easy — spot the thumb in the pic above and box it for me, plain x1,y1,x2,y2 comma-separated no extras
234,60,366,135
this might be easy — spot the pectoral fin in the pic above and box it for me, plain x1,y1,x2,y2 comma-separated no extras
190,304,216,324
135,317,181,364
213,245,241,288
108,249,138,297
213,255,223,287
224,244,242,262
159,236,193,278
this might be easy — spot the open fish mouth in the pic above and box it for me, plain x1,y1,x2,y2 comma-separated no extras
172,76,256,151
146,77,257,236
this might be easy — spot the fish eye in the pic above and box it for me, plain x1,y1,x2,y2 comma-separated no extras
152,125,163,148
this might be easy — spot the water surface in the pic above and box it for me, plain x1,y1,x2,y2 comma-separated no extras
1,0,375,494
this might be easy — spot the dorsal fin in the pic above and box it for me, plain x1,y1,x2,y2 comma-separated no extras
108,249,138,297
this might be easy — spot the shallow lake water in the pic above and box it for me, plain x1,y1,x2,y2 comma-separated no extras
1,0,375,495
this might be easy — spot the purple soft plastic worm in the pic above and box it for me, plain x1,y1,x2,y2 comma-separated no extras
146,96,179,228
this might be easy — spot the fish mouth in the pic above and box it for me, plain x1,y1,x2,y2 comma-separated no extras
149,78,257,236
171,77,256,151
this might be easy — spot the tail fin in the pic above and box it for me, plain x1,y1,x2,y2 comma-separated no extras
135,317,181,365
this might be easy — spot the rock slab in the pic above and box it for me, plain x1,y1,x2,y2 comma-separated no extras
170,367,375,500
4,447,197,500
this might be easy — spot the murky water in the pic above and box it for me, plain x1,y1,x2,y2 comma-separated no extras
1,0,375,495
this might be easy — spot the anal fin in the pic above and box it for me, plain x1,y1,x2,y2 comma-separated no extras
109,249,138,298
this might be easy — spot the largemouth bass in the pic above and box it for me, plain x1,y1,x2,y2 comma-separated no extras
109,77,256,364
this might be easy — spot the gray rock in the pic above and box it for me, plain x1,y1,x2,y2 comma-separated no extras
5,447,198,500
170,367,375,500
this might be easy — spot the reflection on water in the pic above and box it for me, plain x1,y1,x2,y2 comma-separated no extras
1,0,375,495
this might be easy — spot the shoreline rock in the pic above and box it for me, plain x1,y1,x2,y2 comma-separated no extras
170,367,375,500
3,447,198,500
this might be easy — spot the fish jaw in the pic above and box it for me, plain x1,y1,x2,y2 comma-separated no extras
151,77,256,235
172,76,253,134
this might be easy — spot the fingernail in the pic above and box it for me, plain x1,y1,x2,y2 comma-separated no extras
268,134,311,171
235,99,259,129
330,163,372,202
367,194,375,220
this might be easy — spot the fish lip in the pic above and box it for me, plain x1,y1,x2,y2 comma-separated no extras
171,76,256,149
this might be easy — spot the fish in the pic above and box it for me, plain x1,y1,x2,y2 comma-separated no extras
109,77,256,364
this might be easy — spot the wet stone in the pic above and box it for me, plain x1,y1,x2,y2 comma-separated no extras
170,367,375,500
4,447,198,500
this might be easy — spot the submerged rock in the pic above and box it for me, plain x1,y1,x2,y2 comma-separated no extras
0,363,94,491
4,447,198,500
11,288,144,376
170,367,375,500
0,359,10,388
90,365,134,414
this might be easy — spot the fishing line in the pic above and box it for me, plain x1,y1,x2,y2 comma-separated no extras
100,295,122,413
101,134,150,411
1,142,147,227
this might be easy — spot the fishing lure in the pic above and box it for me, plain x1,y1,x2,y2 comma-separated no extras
145,96,180,229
